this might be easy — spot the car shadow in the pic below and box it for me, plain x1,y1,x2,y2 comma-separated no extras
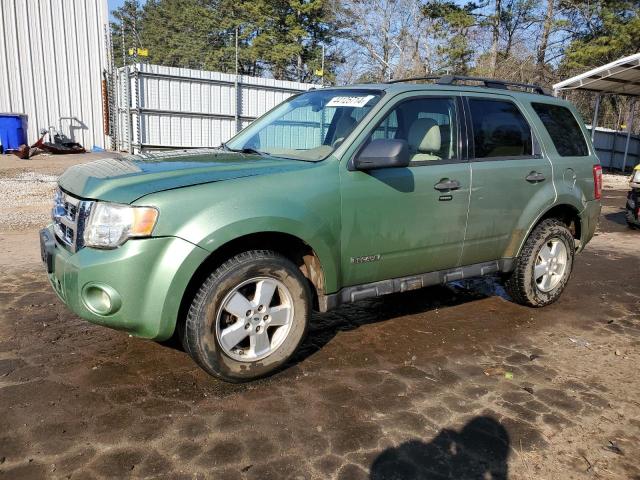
291,276,506,365
604,210,629,227
369,415,510,480
161,276,509,370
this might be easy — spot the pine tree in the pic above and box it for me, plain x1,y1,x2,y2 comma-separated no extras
110,0,144,68
110,0,337,82
561,0,640,71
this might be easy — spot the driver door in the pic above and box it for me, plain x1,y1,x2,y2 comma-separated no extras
339,93,471,287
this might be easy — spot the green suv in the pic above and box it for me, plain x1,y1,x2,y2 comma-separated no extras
40,76,602,381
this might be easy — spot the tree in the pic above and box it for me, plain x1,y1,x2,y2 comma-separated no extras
231,0,337,82
141,0,221,70
500,0,538,58
560,0,640,71
110,0,144,68
489,0,502,74
423,1,479,75
536,0,554,68
111,0,338,82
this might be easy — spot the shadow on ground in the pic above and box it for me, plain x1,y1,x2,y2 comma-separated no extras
160,282,500,361
604,210,631,227
293,281,501,367
370,416,510,480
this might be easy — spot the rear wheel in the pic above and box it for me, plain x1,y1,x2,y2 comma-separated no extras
505,219,575,307
184,250,311,382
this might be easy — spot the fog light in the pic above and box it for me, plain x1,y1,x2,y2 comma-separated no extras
82,283,122,316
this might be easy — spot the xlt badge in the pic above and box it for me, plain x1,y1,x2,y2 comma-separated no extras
350,254,381,264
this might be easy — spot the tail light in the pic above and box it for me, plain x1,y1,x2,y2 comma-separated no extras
593,165,603,200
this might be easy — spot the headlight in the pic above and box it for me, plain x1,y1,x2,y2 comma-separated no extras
632,169,640,184
83,202,159,249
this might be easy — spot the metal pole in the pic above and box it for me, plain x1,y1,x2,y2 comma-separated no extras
234,26,240,135
235,27,239,78
621,99,636,173
126,68,133,153
591,93,601,143
105,24,117,151
132,15,141,153
321,44,325,87
610,108,622,168
121,24,126,68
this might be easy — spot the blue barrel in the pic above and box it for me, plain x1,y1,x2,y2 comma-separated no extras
0,114,28,152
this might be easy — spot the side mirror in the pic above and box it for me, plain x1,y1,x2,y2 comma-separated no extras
353,139,410,171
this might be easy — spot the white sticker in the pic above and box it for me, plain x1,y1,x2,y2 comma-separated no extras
326,95,375,108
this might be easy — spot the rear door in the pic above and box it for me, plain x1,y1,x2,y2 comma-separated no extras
459,94,555,266
339,92,471,287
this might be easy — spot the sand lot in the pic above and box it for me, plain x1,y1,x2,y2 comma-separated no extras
0,154,639,479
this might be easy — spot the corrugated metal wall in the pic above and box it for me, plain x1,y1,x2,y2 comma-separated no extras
589,127,640,171
0,0,109,149
116,64,316,152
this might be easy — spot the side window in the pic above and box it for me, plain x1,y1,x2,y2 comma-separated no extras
468,99,533,158
371,110,399,140
365,97,458,163
532,103,589,157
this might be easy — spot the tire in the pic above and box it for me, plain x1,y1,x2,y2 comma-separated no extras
184,250,311,382
505,219,575,307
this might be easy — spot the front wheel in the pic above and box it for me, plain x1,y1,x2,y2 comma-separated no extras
505,219,575,307
184,250,311,382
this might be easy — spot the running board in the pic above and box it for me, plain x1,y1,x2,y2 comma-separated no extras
318,258,515,312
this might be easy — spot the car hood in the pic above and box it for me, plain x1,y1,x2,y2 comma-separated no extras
58,150,317,204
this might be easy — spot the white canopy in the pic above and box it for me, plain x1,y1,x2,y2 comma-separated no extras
553,53,640,96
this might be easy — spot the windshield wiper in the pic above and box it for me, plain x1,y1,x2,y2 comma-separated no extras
220,143,269,156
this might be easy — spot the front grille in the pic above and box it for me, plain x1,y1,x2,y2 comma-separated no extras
52,189,91,252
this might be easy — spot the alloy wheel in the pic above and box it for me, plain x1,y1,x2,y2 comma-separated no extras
534,238,568,293
215,277,294,362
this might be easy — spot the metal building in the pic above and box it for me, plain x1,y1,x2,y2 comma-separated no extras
0,0,110,149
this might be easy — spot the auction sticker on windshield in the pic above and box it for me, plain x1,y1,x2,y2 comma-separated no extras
327,95,376,108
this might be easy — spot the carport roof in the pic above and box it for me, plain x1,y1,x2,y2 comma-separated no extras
553,53,640,96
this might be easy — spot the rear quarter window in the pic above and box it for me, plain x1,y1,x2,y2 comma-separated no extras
531,103,589,157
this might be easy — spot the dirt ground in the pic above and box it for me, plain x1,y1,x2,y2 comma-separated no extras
0,153,639,480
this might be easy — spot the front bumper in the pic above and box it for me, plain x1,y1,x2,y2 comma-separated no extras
40,226,209,340
579,199,602,250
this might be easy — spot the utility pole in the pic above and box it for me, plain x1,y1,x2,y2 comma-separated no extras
235,26,239,78
121,24,126,67
321,44,325,87
234,26,240,134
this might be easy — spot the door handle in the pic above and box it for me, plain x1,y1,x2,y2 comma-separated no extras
526,172,546,183
434,179,461,191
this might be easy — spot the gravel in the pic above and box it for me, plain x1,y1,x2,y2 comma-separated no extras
603,173,631,191
0,172,57,230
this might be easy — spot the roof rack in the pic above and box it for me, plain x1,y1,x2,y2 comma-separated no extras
386,75,550,95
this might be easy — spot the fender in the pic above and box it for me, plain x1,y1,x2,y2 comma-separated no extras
194,217,340,294
501,178,557,259
134,164,342,294
510,193,587,259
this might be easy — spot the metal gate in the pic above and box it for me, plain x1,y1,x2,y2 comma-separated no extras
111,63,315,153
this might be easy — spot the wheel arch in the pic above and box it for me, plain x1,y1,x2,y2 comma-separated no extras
177,232,328,334
514,203,582,258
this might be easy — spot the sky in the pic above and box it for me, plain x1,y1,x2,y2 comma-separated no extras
108,0,125,12
108,0,146,19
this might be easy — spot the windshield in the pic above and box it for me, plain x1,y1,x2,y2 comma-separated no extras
225,89,382,161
